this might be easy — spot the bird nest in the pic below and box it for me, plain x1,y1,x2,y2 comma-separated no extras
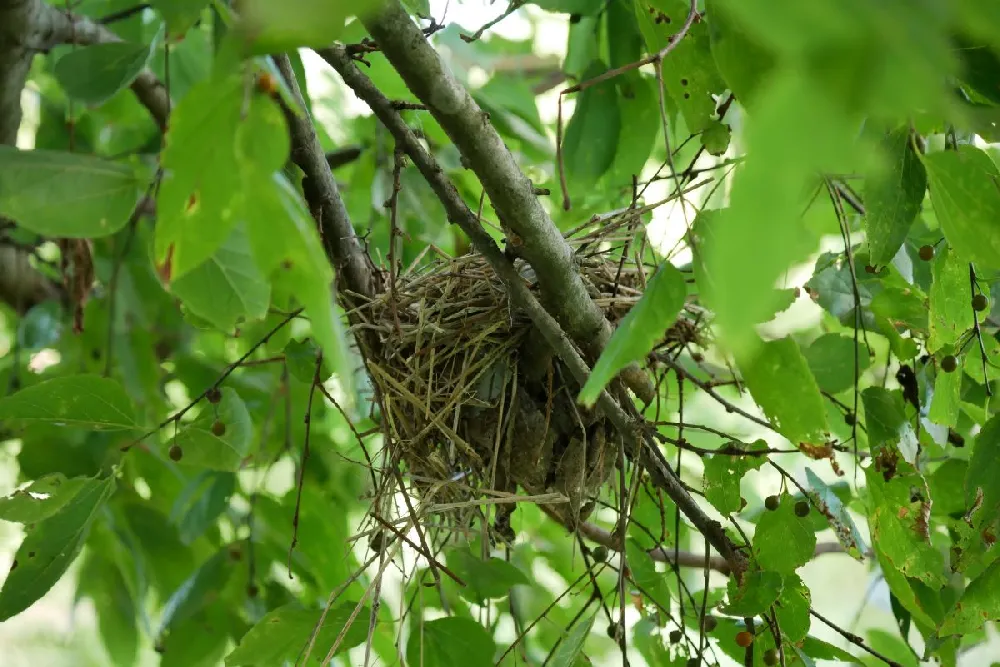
348,219,701,542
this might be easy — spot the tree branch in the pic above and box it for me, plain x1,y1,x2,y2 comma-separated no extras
272,55,379,301
319,44,746,576
357,0,655,403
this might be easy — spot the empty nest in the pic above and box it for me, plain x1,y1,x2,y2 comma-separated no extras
349,217,701,541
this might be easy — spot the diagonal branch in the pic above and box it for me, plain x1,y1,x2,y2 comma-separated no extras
319,44,746,576
358,0,655,403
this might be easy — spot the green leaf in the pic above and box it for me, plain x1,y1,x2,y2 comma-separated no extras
79,555,140,667
607,0,643,71
738,337,830,444
753,495,816,574
861,387,910,449
563,60,622,191
171,388,253,470
446,549,530,603
0,147,149,237
923,146,1000,270
806,469,867,560
704,0,776,105
170,226,272,333
928,245,970,353
0,474,90,523
625,538,672,613
928,363,962,428
967,412,1000,530
549,612,596,667
803,333,870,394
236,0,371,54
702,440,768,514
719,569,783,617
939,557,1000,635
405,617,495,667
579,262,686,407
0,375,137,431
634,0,726,134
866,466,947,589
150,0,210,35
863,127,927,266
226,602,370,665
169,472,235,544
608,74,660,183
0,474,116,621
157,548,233,636
54,40,157,106
155,74,246,279
775,574,811,643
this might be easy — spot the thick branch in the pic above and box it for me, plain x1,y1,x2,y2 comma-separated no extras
358,1,654,403
273,55,378,301
320,44,746,576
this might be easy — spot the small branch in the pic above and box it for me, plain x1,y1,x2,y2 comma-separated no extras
809,608,904,667
272,55,380,301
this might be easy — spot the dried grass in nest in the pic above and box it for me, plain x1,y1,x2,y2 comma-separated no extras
348,217,702,540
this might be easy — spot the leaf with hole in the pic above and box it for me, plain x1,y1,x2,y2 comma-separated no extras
0,147,150,238
0,474,90,524
0,474,116,621
579,262,686,407
0,375,137,431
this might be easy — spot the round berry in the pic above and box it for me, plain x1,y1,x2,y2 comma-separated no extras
247,584,259,598
702,615,718,632
940,355,958,373
606,622,620,639
592,546,609,563
844,412,856,426
168,444,183,461
918,244,934,261
794,500,811,517
256,72,277,96
206,387,222,404
973,294,989,312
669,629,683,644
735,630,754,647
764,495,780,511
211,420,226,436
763,648,779,666
864,264,876,274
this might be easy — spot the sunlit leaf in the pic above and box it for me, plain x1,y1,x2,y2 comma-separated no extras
929,245,971,353
939,557,1000,636
864,127,927,266
806,469,867,560
0,375,138,431
0,475,116,621
923,146,1000,270
579,262,686,407
226,602,370,665
753,495,816,574
0,474,90,523
549,611,596,667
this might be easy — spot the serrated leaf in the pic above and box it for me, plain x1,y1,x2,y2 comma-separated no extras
54,40,157,106
406,617,495,667
563,60,621,191
719,569,783,617
171,388,253,470
226,602,369,665
928,245,970,353
0,474,90,523
579,262,686,406
753,495,816,574
939,557,1000,636
171,225,271,333
738,336,830,444
550,612,597,667
0,375,137,431
0,147,149,237
923,146,1000,270
0,474,116,621
803,333,870,394
775,573,811,643
966,412,1000,531
861,387,909,449
702,440,768,514
446,549,529,603
864,128,927,266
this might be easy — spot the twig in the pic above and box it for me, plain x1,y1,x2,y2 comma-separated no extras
288,355,323,573
809,608,904,667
